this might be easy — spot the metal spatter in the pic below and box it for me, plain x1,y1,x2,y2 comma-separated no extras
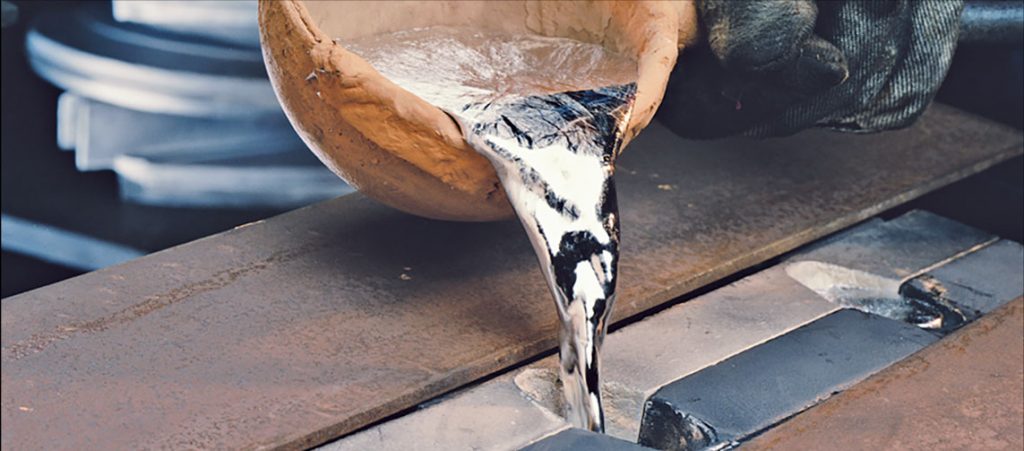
458,84,636,432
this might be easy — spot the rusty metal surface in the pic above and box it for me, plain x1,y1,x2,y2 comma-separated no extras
1,105,1021,450
745,298,1024,451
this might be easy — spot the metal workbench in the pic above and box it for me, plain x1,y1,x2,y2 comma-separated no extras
2,104,1022,450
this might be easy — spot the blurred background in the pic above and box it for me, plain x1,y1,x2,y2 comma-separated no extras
2,0,1021,297
2,0,355,296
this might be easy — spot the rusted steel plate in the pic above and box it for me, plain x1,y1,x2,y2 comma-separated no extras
746,298,1024,451
2,105,1021,450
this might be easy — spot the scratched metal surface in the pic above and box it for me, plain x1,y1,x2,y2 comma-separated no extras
2,105,1021,450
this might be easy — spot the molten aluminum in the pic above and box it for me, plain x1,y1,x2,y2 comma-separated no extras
346,27,638,431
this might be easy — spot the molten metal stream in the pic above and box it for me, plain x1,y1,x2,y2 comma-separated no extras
347,27,638,432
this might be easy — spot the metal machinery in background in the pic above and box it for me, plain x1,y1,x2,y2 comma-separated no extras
25,0,351,209
2,1,354,285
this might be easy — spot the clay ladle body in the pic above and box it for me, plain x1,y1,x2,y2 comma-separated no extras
259,0,696,221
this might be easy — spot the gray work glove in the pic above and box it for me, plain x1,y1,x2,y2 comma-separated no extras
660,0,964,138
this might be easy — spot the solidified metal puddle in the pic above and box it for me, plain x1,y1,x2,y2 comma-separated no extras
785,261,968,333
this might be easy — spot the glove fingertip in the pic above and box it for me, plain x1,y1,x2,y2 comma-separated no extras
770,35,849,95
700,0,819,73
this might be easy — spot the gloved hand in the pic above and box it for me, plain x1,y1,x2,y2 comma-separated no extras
660,0,964,138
